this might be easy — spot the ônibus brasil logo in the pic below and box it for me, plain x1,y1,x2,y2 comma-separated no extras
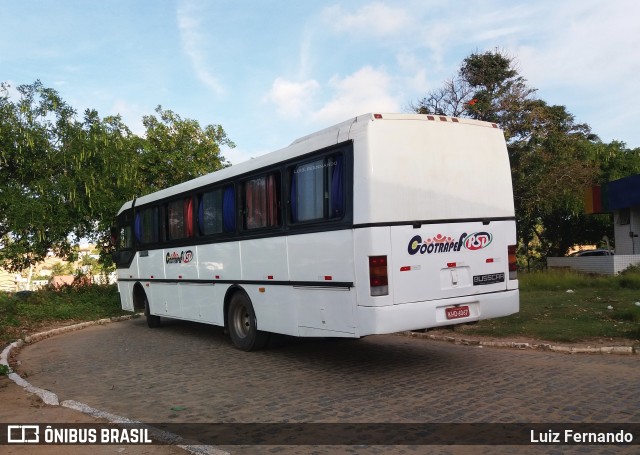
166,250,193,264
408,232,493,255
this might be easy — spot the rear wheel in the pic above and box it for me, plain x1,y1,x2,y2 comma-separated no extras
144,296,161,328
227,292,269,351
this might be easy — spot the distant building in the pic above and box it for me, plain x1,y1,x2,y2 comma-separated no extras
0,269,16,292
0,243,111,292
548,174,640,275
588,174,640,255
49,275,77,288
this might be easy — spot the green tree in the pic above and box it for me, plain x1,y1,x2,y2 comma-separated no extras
509,101,604,261
413,51,536,142
52,261,75,276
138,106,233,193
594,140,640,183
0,81,234,271
413,51,609,266
0,82,140,270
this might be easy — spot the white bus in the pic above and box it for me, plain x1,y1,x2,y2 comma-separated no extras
113,113,519,351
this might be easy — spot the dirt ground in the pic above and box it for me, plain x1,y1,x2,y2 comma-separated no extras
0,375,191,455
1,318,191,454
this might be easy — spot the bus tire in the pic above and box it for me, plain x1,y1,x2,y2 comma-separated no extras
144,296,161,328
228,292,269,351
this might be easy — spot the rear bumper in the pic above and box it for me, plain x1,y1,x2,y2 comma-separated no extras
356,289,519,336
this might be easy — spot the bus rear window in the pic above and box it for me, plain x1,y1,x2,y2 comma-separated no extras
291,154,344,223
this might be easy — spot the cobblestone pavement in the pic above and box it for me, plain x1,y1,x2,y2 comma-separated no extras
14,317,640,455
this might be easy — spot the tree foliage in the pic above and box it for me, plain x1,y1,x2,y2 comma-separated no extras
139,106,233,192
413,51,639,267
0,81,233,271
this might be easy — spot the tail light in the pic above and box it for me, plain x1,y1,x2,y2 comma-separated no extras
508,245,517,280
369,255,388,296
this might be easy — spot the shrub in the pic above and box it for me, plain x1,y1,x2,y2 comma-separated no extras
617,266,640,289
519,269,610,291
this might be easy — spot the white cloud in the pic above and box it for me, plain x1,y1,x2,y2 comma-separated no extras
514,2,640,89
297,27,315,80
322,2,411,37
498,1,640,144
395,51,430,94
264,78,320,118
1,80,22,101
311,66,401,124
223,145,266,165
110,100,146,136
176,1,225,95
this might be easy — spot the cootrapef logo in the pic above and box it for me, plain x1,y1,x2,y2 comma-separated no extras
166,250,194,264
408,232,493,255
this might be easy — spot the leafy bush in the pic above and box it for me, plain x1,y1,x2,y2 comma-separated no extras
0,284,126,348
612,305,640,339
617,266,640,289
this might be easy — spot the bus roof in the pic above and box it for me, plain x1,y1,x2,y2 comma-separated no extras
117,113,504,215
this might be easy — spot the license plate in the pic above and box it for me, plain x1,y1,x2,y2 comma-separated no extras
445,305,470,320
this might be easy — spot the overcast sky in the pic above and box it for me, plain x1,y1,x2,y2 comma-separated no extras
2,0,639,164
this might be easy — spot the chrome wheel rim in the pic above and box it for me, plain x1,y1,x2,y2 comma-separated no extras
231,303,250,339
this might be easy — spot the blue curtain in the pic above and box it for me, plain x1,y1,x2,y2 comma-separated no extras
290,173,298,223
222,185,236,232
330,155,344,218
134,213,143,243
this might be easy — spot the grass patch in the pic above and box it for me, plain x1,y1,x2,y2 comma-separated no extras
460,269,640,342
0,284,129,348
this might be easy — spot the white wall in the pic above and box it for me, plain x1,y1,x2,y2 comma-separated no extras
547,255,640,275
613,206,640,255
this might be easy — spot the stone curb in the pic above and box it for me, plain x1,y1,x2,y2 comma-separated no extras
0,315,228,455
22,314,137,344
399,331,637,355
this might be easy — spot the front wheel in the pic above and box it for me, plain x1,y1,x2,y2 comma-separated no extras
227,292,269,351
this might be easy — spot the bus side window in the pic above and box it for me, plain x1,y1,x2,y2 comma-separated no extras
135,206,161,244
167,200,185,240
199,188,224,235
290,154,344,222
167,197,195,240
244,173,280,229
